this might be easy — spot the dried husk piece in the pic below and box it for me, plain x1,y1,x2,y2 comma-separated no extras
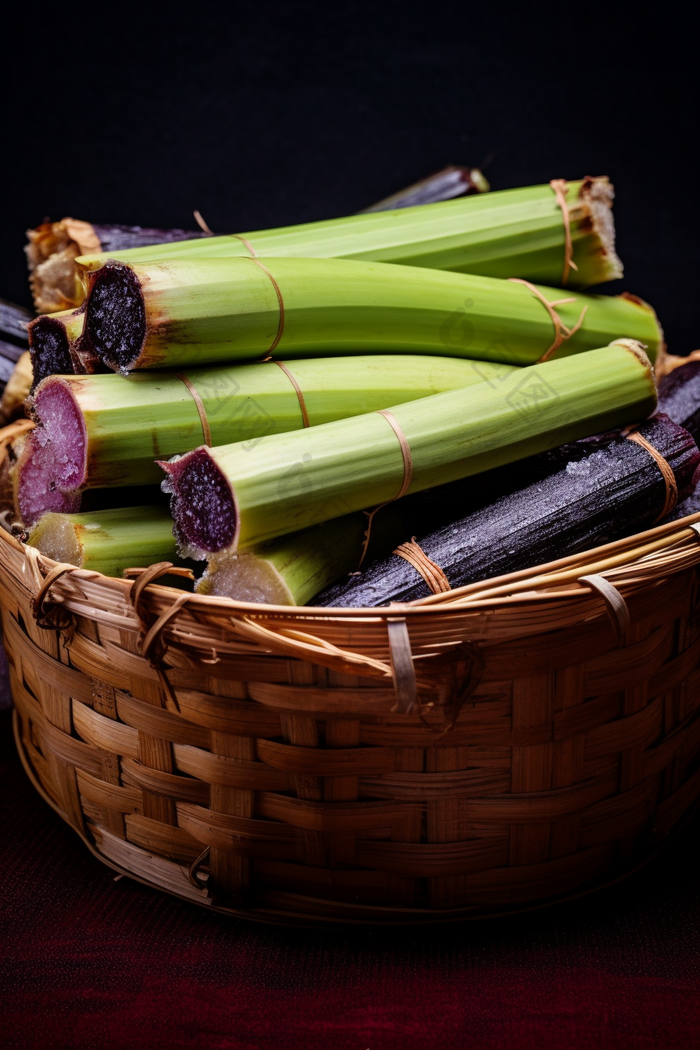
25,219,207,313
0,353,32,426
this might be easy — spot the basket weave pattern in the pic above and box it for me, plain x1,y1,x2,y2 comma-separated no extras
3,432,700,922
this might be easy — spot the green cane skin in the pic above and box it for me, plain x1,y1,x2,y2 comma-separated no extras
39,355,516,489
75,180,621,290
169,341,657,553
84,256,661,373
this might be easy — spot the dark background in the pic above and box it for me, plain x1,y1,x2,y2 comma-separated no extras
3,7,700,1048
1,6,698,350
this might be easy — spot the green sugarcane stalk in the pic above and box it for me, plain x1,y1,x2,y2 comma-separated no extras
77,256,661,374
198,508,406,606
75,178,621,293
27,505,178,577
162,340,658,555
30,355,515,492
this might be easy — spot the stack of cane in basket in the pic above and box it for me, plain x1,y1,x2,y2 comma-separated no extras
2,172,700,925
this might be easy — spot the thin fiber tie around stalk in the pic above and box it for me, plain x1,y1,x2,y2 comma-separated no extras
273,361,311,427
251,258,286,358
358,410,414,569
175,373,212,446
174,358,312,448
549,178,579,285
193,210,257,257
624,429,679,520
394,538,452,594
508,278,588,361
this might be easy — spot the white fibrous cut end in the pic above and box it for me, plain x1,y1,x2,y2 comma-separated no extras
580,176,623,281
197,552,293,605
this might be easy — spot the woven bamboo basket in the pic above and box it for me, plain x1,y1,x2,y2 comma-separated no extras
3,418,700,926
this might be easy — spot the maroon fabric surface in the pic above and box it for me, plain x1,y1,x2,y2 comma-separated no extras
1,707,699,1050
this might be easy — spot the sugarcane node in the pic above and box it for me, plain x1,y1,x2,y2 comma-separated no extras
273,361,310,427
81,261,146,373
175,373,212,446
249,258,285,358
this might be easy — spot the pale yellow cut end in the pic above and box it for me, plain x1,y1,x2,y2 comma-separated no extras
28,513,82,566
197,551,294,605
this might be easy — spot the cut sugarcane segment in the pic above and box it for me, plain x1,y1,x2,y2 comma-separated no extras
27,505,178,577
15,355,514,525
75,257,660,374
27,309,86,389
198,508,405,606
75,179,621,293
162,342,658,557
